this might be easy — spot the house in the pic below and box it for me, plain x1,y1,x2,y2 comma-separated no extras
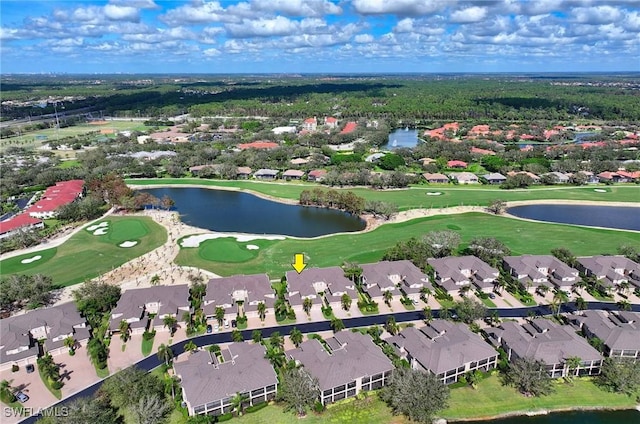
483,173,507,184
271,126,297,135
253,169,279,180
0,302,90,372
449,172,479,184
428,256,498,295
236,167,252,179
26,179,84,219
340,121,357,134
303,117,318,132
203,274,275,321
285,267,357,312
422,173,449,184
507,171,541,183
189,165,217,176
471,147,496,156
469,124,491,136
282,169,305,180
360,262,402,304
287,331,393,405
307,169,327,182
447,160,468,169
569,310,640,359
290,157,309,165
109,285,190,335
174,343,278,416
324,117,339,129
388,320,498,384
597,171,625,183
359,260,432,303
576,171,599,184
0,214,44,240
617,170,640,181
542,172,570,184
419,158,437,166
502,255,579,294
237,141,279,150
486,319,602,378
576,256,640,291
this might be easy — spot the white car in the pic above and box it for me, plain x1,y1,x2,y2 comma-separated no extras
223,318,229,329
213,323,220,332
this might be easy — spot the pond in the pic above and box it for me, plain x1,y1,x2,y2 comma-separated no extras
383,128,419,149
507,204,640,231
474,409,639,424
140,187,366,237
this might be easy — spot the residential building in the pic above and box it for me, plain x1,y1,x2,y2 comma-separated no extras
340,121,357,134
203,274,275,321
486,319,602,378
507,171,541,183
471,147,496,156
360,262,402,304
324,117,339,129
449,172,479,184
303,117,318,131
26,179,84,219
576,256,640,290
307,169,327,182
447,160,468,169
388,320,498,384
253,169,279,180
0,302,90,371
285,267,356,312
286,331,393,405
282,169,305,180
360,260,432,303
428,256,498,294
237,141,279,150
542,172,570,184
0,214,44,240
502,255,579,294
483,173,507,184
236,166,252,179
597,171,625,183
109,285,190,334
569,310,640,359
174,343,278,416
271,126,297,135
423,173,449,184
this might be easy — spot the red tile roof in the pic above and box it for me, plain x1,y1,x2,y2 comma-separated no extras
0,214,43,235
447,160,468,168
340,122,357,134
470,147,495,155
237,141,279,150
26,180,84,215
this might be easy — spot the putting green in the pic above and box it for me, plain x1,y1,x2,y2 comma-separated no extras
1,216,166,287
197,237,277,263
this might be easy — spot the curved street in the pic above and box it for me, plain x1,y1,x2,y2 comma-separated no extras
18,300,639,423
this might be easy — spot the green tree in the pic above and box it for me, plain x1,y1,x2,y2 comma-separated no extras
465,370,482,389
551,247,578,267
380,367,449,424
454,297,487,324
503,357,553,397
252,329,263,344
129,394,172,424
215,307,225,326
385,316,399,335
257,302,267,321
163,315,178,336
289,327,303,348
565,356,582,379
265,346,286,369
64,336,76,353
0,380,16,404
468,237,510,267
331,317,345,332
422,230,461,258
157,343,174,366
383,290,393,307
278,367,320,417
302,298,313,316
232,329,243,342
119,320,130,342
552,289,569,317
231,392,249,416
269,331,284,350
184,340,197,354
340,293,352,311
597,358,640,396
487,199,506,215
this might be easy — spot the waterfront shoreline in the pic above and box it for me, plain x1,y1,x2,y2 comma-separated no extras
443,404,640,422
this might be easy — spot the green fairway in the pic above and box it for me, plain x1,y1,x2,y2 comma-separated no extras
1,216,166,287
441,374,637,420
127,178,640,211
198,238,278,263
176,212,640,277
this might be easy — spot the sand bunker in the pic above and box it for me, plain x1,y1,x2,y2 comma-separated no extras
181,233,286,248
426,192,443,196
87,222,108,231
246,244,259,250
119,241,138,248
21,255,42,264
594,189,607,193
93,228,109,235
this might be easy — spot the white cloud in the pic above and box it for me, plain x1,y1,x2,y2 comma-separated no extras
353,0,443,16
450,6,487,23
104,4,140,21
354,33,374,43
393,17,446,35
573,6,623,24
203,47,221,56
160,1,232,26
109,0,159,9
251,0,342,17
225,16,299,37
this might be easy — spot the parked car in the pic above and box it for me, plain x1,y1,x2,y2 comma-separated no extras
15,391,29,403
223,318,229,329
206,325,212,334
213,323,219,332
488,293,496,299
25,364,35,374
231,320,237,328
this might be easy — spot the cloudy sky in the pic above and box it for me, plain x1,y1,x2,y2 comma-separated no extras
1,0,639,74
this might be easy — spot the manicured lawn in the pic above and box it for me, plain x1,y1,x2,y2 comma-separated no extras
441,374,637,420
176,213,640,277
141,335,155,356
126,178,640,210
197,237,278,263
57,160,81,169
38,367,62,400
0,216,167,287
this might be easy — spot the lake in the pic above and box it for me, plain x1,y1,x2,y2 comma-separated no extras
507,204,640,231
473,409,639,424
140,187,366,237
383,128,419,149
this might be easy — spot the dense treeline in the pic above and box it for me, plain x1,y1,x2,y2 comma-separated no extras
299,188,366,215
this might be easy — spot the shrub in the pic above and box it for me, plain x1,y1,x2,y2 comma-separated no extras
143,330,156,341
51,380,64,390
245,402,268,414
11,365,19,372
313,400,325,413
214,412,233,422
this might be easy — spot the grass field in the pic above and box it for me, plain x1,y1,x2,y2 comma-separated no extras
176,212,640,277
0,216,166,287
126,178,640,211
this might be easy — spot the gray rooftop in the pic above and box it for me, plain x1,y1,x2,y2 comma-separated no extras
486,319,602,365
503,255,579,288
205,274,275,311
577,256,640,287
174,342,277,409
286,331,393,391
387,320,497,375
428,256,498,292
570,310,640,353
286,267,354,300
111,285,190,322
361,260,432,296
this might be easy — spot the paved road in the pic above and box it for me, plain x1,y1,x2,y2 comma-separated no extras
18,301,639,423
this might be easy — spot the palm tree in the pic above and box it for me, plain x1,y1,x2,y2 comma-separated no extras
331,317,345,332
552,289,569,317
163,316,178,336
565,356,582,379
264,346,286,369
537,285,550,297
157,343,174,366
302,298,313,316
251,329,262,344
383,290,393,307
459,285,471,297
572,280,586,296
215,307,225,326
617,300,632,311
490,310,501,325
231,329,243,342
184,340,197,354
182,311,192,326
0,380,16,403
257,302,266,321
64,336,76,353
275,299,289,318
617,282,631,296
289,327,303,348
231,392,249,416
269,332,284,350
340,294,352,311
150,274,161,285
119,320,130,342
420,287,432,303
465,370,482,389
343,262,363,285
385,316,398,335
439,306,451,320
422,306,433,322
575,296,587,311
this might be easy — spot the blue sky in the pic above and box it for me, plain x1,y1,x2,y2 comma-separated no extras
1,0,639,74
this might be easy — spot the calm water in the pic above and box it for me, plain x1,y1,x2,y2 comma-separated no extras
473,409,640,424
141,187,365,237
384,128,419,148
508,205,640,231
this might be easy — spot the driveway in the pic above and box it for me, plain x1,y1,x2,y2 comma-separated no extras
107,335,145,373
58,348,100,398
0,362,58,423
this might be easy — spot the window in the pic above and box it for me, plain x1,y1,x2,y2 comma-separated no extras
347,381,356,389
334,391,346,401
251,387,264,397
347,389,356,398
194,405,205,414
266,384,277,392
323,389,332,397
371,380,383,390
